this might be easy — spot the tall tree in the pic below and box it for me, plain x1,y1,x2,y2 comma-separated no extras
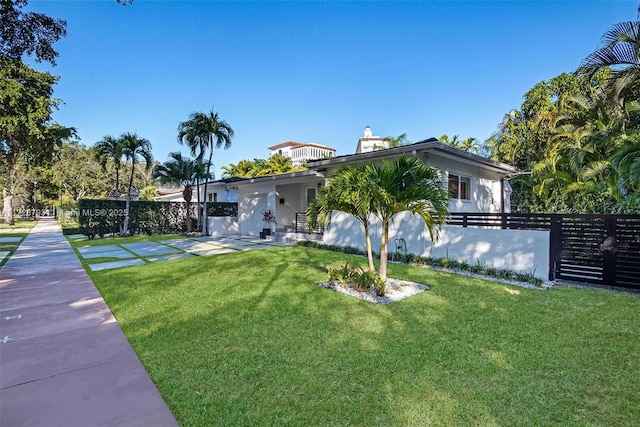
0,0,67,65
578,19,640,116
177,109,234,235
1,58,75,224
94,135,124,197
120,132,153,236
1,1,71,224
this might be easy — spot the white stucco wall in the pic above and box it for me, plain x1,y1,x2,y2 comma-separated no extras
423,156,503,214
323,211,549,279
275,184,303,229
237,184,277,235
207,216,238,236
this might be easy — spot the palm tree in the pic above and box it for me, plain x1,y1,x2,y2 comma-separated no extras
94,135,123,197
177,109,234,235
367,156,449,279
383,133,410,148
439,134,481,153
120,132,153,236
153,152,198,232
578,19,640,116
308,156,449,280
307,163,378,270
610,134,640,211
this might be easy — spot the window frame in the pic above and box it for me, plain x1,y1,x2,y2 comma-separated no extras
448,173,471,201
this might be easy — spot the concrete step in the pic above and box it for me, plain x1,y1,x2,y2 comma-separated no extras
271,231,323,243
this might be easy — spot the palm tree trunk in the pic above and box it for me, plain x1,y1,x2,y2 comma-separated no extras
364,223,375,271
122,162,135,236
114,166,120,197
202,150,213,235
3,165,15,226
183,186,192,233
379,219,390,279
195,178,201,230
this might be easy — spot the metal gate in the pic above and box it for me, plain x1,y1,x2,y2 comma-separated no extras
549,215,640,289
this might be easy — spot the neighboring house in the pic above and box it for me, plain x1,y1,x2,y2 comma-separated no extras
106,190,140,201
153,188,185,203
355,125,388,153
154,179,241,204
233,137,517,236
197,178,242,204
268,141,336,167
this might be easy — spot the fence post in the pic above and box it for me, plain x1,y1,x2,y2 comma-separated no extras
548,214,562,281
602,215,617,288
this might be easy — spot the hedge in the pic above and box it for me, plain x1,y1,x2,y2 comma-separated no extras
78,199,239,238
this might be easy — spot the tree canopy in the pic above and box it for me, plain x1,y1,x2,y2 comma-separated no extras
0,0,67,65
0,0,74,224
221,154,305,178
488,8,639,214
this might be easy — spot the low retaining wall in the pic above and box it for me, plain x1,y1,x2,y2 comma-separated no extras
323,211,550,280
207,216,238,236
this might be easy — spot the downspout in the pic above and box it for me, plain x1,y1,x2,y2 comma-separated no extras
500,176,505,214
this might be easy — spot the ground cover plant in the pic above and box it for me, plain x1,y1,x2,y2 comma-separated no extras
85,246,640,426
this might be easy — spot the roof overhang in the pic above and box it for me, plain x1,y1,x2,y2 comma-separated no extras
232,169,326,187
306,139,518,175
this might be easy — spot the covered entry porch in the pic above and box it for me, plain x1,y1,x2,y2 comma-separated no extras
235,171,326,237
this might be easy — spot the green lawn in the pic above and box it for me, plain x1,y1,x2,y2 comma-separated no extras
84,245,640,426
69,233,185,248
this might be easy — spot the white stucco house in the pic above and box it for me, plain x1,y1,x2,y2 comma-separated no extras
268,141,336,167
233,137,517,236
212,134,551,279
355,125,388,153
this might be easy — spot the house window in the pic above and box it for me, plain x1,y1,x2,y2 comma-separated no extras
306,187,316,206
208,193,217,202
449,174,470,200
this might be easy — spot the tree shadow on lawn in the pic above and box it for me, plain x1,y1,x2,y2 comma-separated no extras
92,247,640,426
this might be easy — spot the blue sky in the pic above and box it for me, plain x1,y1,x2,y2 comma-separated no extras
29,0,637,178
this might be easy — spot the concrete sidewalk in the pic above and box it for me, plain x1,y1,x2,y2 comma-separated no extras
0,218,178,426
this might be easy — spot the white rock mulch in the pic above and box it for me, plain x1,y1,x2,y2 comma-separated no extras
317,278,429,305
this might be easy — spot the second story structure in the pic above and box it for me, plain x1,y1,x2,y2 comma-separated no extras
268,141,335,167
355,126,388,153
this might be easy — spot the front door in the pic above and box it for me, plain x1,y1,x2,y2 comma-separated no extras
306,187,316,206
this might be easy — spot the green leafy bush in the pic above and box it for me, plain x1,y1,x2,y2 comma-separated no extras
326,264,387,296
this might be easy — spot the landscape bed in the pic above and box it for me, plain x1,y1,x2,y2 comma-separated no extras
83,244,640,426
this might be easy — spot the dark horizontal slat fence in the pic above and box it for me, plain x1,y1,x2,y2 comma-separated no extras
446,212,640,290
447,212,552,230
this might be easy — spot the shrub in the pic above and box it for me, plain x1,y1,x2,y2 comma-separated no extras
326,264,387,296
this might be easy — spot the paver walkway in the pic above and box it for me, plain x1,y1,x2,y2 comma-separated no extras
0,218,178,426
76,234,295,271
